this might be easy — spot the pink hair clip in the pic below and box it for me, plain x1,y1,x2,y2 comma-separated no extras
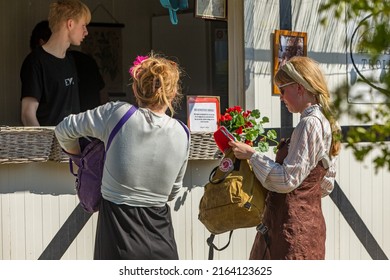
129,55,149,77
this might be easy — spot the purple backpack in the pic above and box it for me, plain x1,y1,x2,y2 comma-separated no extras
66,106,137,213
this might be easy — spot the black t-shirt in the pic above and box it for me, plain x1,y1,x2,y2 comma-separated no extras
70,50,105,112
20,46,80,126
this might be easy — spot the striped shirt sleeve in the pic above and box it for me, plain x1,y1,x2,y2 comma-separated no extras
250,113,334,195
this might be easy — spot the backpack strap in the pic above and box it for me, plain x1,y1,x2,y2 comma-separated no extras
176,119,191,152
208,157,241,184
311,115,331,169
176,119,190,141
206,231,234,260
256,223,270,259
106,105,137,152
67,105,137,175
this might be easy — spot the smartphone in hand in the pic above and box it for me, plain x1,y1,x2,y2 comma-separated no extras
213,126,236,153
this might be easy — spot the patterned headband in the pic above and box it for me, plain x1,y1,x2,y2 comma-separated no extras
280,61,316,93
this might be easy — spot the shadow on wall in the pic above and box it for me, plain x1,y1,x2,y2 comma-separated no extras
174,184,197,211
0,162,76,195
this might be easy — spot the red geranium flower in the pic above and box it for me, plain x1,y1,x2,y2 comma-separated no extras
218,106,278,152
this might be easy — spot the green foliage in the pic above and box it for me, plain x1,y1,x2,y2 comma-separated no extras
320,0,390,172
219,106,279,153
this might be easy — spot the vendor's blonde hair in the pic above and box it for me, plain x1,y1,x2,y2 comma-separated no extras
48,0,91,32
131,53,182,116
275,56,341,157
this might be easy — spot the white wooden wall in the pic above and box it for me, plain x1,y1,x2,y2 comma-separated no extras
0,160,258,260
1,146,389,260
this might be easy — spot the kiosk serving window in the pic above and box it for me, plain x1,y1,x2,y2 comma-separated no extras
152,13,228,124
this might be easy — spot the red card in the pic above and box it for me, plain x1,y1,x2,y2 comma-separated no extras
213,126,236,153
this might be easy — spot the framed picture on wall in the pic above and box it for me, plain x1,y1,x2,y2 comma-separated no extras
195,0,227,20
273,30,307,95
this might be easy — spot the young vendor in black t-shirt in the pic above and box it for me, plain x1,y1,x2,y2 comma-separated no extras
20,0,91,126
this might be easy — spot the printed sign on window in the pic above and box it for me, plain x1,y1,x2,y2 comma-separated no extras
187,96,220,132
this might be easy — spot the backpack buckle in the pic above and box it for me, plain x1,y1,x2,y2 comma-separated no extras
256,223,268,235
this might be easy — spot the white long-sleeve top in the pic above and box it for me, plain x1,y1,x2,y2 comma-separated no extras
55,101,190,207
250,104,337,197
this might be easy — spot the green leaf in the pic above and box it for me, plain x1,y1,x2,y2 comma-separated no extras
251,109,260,118
267,129,278,140
257,142,270,153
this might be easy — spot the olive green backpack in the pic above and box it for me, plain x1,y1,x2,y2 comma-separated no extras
198,148,268,259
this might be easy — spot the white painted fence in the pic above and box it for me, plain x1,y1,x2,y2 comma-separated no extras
1,144,389,260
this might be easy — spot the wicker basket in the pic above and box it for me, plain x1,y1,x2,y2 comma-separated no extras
49,136,70,163
189,132,222,160
0,127,221,164
0,127,55,164
51,132,221,162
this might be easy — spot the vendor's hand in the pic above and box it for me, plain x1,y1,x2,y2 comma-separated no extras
228,141,256,160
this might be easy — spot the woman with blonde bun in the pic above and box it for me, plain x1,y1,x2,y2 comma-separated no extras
55,53,190,259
